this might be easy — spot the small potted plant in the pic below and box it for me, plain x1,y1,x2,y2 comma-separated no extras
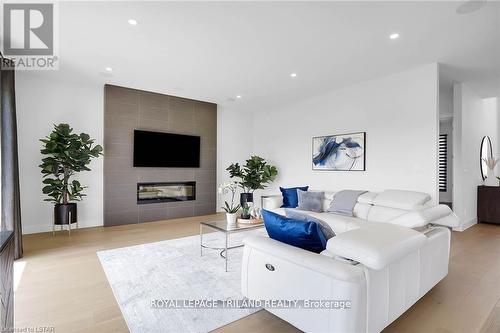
226,155,278,219
241,202,252,220
218,181,240,225
40,124,103,232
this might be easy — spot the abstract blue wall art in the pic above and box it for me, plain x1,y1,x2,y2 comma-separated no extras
312,132,366,171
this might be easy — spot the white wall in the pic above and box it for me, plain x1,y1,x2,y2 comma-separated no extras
217,64,440,205
16,73,104,234
439,79,454,119
216,106,254,210
453,84,498,230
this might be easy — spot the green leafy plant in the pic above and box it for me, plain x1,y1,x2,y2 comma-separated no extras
39,124,103,204
223,201,240,214
241,202,251,216
226,156,278,193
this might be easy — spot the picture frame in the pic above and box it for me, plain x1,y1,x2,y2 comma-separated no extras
312,132,366,171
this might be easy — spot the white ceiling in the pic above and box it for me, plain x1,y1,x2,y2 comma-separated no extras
24,1,500,110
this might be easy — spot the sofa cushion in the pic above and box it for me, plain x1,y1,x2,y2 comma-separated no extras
297,189,324,212
285,209,335,239
267,208,362,235
262,209,327,253
280,186,309,208
322,198,332,212
387,204,459,228
353,203,372,219
373,190,431,210
358,192,378,204
324,191,337,201
305,211,363,234
367,206,408,223
326,223,427,270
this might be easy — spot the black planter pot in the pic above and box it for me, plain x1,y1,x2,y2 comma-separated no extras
54,203,77,225
240,192,254,206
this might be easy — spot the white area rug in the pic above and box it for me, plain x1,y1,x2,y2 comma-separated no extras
97,228,266,333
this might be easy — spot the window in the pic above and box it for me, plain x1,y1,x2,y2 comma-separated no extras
439,134,448,192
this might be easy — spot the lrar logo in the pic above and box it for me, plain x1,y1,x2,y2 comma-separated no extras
1,2,59,70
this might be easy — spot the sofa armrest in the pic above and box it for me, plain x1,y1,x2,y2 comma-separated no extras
261,195,283,210
243,236,364,282
326,223,427,270
388,204,459,228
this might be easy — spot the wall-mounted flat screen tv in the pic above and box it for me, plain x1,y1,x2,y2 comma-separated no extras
133,130,200,168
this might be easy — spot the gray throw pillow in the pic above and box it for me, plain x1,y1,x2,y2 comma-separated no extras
327,190,367,216
297,190,324,213
285,209,336,239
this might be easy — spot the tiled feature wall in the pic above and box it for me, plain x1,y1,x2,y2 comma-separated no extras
104,85,217,226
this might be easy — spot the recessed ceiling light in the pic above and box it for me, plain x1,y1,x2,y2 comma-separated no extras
236,95,242,99
389,33,400,40
128,19,138,25
105,67,113,72
290,73,297,77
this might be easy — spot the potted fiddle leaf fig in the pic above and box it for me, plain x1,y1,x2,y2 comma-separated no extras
39,124,103,229
226,155,278,218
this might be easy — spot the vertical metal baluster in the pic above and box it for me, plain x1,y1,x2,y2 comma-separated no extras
225,233,228,272
200,224,203,256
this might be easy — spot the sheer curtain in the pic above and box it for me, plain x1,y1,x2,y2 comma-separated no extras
0,56,23,259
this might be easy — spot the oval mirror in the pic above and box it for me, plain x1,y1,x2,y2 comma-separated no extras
480,136,493,181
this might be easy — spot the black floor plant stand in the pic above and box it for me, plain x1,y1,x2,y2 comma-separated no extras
53,220,78,236
53,203,78,236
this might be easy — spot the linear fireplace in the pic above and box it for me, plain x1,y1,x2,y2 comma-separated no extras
137,181,196,204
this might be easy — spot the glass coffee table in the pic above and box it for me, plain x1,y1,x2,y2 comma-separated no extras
200,219,264,272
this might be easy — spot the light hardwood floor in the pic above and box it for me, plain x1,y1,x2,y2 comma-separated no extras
15,215,500,333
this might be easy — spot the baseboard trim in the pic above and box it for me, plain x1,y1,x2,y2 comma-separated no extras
23,221,103,235
454,218,477,232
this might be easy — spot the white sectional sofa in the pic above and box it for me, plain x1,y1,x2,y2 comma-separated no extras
241,190,459,333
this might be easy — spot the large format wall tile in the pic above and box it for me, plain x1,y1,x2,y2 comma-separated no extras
105,170,137,185
104,183,137,199
139,91,169,109
138,118,170,132
138,206,169,223
105,210,139,226
104,85,217,226
168,108,196,134
167,205,195,219
104,114,138,131
106,85,140,105
104,142,133,159
140,106,169,122
104,127,134,145
106,102,139,119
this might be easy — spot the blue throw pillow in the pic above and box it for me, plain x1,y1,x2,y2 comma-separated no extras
262,209,327,253
280,186,309,208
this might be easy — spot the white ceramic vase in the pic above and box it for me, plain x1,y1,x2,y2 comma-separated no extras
226,212,237,226
484,168,498,186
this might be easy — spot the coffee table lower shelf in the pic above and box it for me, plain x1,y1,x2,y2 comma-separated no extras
199,219,264,272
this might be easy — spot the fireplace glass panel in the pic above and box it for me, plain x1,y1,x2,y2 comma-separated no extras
137,182,196,203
